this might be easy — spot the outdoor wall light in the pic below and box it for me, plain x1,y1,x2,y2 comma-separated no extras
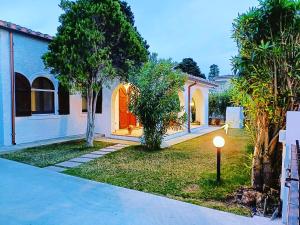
213,136,225,182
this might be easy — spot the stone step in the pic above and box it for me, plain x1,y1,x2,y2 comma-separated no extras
44,166,66,172
80,153,103,159
44,143,132,173
91,150,110,155
69,157,94,163
56,161,83,168
100,149,117,152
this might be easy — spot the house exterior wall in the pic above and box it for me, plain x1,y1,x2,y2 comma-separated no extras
0,30,112,146
0,28,213,147
190,84,209,126
0,29,12,146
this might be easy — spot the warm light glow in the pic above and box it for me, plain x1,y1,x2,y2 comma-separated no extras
213,136,225,148
123,83,131,93
190,99,195,107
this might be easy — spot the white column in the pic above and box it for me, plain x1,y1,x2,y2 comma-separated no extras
183,84,189,131
0,30,12,146
203,88,209,126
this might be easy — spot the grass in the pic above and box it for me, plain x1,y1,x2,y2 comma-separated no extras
64,129,252,216
0,140,112,167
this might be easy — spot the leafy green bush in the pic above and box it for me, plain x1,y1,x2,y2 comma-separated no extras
129,56,187,149
209,91,232,119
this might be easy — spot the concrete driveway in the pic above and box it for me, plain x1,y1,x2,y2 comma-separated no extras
0,158,279,225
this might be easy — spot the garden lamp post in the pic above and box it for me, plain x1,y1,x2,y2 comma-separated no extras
213,136,225,183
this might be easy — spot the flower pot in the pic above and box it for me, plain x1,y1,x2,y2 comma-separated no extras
128,125,134,135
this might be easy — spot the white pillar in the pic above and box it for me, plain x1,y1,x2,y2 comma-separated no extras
202,88,209,126
0,29,12,146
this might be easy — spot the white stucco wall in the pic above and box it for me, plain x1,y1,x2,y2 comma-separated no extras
0,28,213,147
189,84,209,126
286,111,300,146
0,30,113,146
226,107,244,128
0,29,12,146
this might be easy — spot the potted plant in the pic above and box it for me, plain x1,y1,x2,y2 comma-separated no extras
128,125,134,135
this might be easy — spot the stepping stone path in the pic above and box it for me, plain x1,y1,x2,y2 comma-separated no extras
44,143,129,172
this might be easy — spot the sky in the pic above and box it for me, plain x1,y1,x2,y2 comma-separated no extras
0,0,258,76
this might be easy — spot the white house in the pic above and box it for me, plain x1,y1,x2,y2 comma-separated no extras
0,20,217,147
212,75,235,93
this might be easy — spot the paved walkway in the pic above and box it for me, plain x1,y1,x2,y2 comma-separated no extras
0,158,280,225
0,134,86,153
161,126,222,148
45,143,129,172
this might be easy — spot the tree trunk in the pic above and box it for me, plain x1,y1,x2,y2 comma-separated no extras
252,146,263,190
252,112,270,190
86,88,99,147
262,155,273,188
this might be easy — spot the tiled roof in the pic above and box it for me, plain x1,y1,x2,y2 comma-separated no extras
0,19,53,41
188,75,218,88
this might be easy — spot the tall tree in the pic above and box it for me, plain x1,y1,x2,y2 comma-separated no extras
208,64,220,81
43,0,148,147
231,0,300,190
175,58,206,79
120,1,149,52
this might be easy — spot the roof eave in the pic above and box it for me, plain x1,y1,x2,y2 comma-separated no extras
187,75,218,88
0,20,53,41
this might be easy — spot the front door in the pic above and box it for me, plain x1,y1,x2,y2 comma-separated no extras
119,86,137,129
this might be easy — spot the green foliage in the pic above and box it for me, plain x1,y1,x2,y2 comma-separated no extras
129,56,187,149
231,0,300,189
64,129,252,216
0,140,112,168
119,1,150,52
43,0,148,91
208,64,220,81
209,91,232,119
175,58,206,79
43,0,148,146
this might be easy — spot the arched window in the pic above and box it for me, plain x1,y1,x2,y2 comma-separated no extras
82,89,102,113
31,77,55,114
15,73,31,117
58,84,70,115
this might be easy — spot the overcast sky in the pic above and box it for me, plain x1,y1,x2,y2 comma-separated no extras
0,0,258,76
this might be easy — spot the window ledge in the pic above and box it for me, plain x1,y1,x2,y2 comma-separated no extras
29,114,60,120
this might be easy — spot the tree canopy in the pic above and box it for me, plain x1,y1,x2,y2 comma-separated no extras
231,0,300,190
43,0,148,146
208,64,220,81
119,1,149,53
175,58,206,79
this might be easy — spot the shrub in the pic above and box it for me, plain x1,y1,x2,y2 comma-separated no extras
129,56,187,149
209,90,232,119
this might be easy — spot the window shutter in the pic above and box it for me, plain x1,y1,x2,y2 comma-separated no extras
15,73,31,117
96,89,102,114
58,84,70,115
82,89,102,113
82,95,87,112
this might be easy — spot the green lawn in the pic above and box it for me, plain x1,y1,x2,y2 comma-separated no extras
0,140,112,167
65,129,252,216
